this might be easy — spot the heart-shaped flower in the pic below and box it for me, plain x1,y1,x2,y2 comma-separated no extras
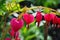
36,11,42,27
44,14,52,23
36,11,42,22
23,13,34,24
10,18,24,32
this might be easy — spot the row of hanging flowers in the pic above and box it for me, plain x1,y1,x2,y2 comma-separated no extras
6,9,60,40
0,2,60,39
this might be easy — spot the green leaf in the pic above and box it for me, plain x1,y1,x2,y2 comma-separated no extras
43,8,50,13
25,34,36,40
0,12,2,15
0,10,3,15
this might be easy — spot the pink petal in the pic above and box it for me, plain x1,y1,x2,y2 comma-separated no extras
5,38,11,40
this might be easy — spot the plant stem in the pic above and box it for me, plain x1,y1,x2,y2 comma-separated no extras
0,16,4,27
37,22,40,27
1,12,9,40
26,24,30,29
1,26,11,40
44,22,49,40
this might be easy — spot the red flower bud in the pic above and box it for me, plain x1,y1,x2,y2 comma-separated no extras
10,18,24,32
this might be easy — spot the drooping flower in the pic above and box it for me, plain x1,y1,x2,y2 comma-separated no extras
23,13,34,24
10,18,24,32
44,13,53,40
23,13,34,29
44,14,52,23
36,11,42,22
36,11,42,27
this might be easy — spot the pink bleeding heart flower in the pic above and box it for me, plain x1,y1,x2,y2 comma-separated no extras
36,11,42,22
23,13,34,24
44,14,52,23
5,38,11,40
36,11,42,27
10,29,15,37
10,18,24,32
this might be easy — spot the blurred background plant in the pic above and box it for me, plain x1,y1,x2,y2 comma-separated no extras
0,0,60,40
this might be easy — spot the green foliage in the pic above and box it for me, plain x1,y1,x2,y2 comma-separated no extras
19,21,52,40
27,0,59,9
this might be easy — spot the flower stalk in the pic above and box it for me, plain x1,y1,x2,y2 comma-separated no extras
44,22,49,40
